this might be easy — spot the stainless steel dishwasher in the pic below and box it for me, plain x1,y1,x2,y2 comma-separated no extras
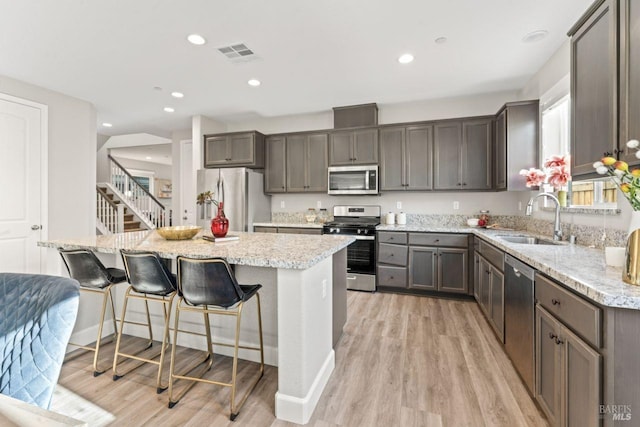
504,254,536,394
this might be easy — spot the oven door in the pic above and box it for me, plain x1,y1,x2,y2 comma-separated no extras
346,235,376,275
328,165,378,195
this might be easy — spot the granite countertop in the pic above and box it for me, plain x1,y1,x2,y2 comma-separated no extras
39,230,353,270
379,224,640,310
254,222,325,229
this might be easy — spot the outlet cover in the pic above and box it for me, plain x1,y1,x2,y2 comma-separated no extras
453,201,460,210
280,200,285,209
396,201,402,210
317,200,322,208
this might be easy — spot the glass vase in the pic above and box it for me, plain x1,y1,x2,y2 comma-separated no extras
210,202,229,238
557,189,568,207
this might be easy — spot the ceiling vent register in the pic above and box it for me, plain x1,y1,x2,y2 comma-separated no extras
217,44,259,63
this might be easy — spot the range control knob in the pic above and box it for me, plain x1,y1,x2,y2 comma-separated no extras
357,229,362,234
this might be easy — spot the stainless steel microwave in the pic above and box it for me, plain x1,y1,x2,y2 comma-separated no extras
327,165,378,195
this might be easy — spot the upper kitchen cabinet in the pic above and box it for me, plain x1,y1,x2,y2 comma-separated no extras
619,0,640,165
264,136,286,193
433,118,492,190
379,125,433,191
569,0,618,178
329,128,378,165
286,133,328,192
204,131,265,168
494,101,539,191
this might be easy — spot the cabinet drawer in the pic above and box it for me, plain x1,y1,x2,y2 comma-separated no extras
378,243,408,266
378,231,407,244
478,240,504,271
278,227,322,235
254,226,277,233
377,265,407,288
536,274,602,348
409,233,468,248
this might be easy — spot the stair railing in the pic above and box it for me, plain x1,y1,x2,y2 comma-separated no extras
108,155,167,228
97,186,124,233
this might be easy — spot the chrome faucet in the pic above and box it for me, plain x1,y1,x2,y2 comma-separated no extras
525,193,563,241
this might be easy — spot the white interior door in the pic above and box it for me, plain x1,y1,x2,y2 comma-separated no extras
180,140,195,225
0,95,44,273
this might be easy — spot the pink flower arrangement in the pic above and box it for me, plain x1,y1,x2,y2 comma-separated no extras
520,155,570,190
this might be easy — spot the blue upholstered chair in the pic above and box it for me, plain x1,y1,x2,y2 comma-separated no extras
0,273,80,409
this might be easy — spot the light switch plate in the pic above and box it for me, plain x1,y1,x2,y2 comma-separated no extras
317,200,322,208
396,201,402,210
280,201,285,209
453,201,459,210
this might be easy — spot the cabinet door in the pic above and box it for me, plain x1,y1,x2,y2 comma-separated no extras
438,248,468,293
536,306,562,427
489,265,504,341
265,136,286,193
228,133,255,164
379,127,406,190
329,132,353,165
495,111,507,190
352,128,378,164
473,252,481,302
408,247,437,290
286,135,307,192
204,136,229,166
306,134,328,192
479,257,491,315
406,125,433,190
571,0,617,177
620,0,640,166
563,326,601,427
462,119,492,190
433,122,462,190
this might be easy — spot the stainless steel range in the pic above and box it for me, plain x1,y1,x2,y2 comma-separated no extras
323,205,380,292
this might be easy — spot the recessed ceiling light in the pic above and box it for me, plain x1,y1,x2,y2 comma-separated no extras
435,37,447,44
248,79,261,87
398,54,414,64
187,34,206,45
145,156,152,160
164,107,175,113
102,122,113,128
522,30,548,43
171,91,184,98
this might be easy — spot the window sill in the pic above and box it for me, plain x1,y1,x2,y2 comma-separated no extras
540,206,621,215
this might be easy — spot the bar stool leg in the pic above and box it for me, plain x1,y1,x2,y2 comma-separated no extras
93,285,115,377
167,302,181,407
256,293,265,373
155,295,175,393
112,287,132,379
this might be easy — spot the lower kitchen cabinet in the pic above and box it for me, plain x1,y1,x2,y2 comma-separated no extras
408,247,467,293
536,305,601,427
475,239,505,342
254,226,322,235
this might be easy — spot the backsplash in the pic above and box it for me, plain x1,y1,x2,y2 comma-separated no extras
269,211,626,249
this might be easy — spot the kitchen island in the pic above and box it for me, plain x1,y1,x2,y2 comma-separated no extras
39,230,354,425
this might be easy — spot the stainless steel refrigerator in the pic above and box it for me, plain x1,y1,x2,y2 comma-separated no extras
196,168,271,232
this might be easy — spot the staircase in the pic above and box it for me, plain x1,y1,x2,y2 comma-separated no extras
98,187,145,232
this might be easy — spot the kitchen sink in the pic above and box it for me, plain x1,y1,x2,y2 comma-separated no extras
498,235,559,245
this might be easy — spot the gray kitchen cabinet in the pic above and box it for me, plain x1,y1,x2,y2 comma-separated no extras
619,0,640,166
265,136,286,193
254,226,322,235
329,128,378,165
380,125,433,191
475,239,505,342
433,118,492,190
473,251,481,302
494,101,539,191
286,133,328,192
377,232,408,289
204,131,265,168
569,0,617,178
407,233,469,294
254,226,278,233
536,305,601,427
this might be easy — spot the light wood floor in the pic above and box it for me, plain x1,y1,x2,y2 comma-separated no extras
52,292,548,427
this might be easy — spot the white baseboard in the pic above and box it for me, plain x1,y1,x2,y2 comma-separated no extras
275,350,335,425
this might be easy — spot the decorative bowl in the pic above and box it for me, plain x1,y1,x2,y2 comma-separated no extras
156,226,201,240
467,218,480,227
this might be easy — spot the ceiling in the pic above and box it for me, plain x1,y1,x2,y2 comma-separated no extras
110,143,173,165
0,0,593,137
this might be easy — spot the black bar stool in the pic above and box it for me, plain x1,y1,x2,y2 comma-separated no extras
168,256,264,421
114,250,177,393
58,248,126,376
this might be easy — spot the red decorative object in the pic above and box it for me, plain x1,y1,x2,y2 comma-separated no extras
210,202,229,238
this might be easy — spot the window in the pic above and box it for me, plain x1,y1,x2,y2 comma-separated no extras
540,95,617,208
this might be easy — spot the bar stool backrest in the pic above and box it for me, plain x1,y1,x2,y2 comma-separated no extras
120,250,177,295
58,248,113,289
176,257,245,308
